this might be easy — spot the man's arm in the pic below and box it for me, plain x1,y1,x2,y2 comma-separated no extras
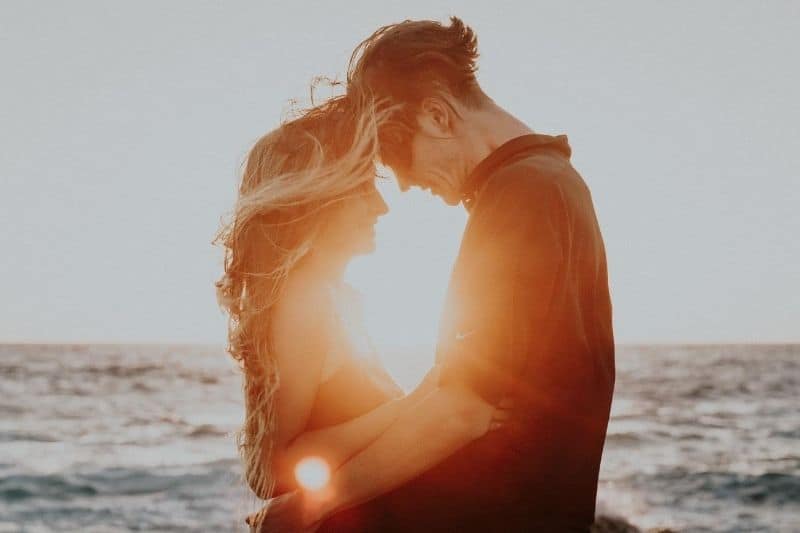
437,171,568,403
310,383,495,520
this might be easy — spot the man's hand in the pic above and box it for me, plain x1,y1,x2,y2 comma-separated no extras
404,364,441,406
246,491,323,533
490,396,514,431
412,364,512,432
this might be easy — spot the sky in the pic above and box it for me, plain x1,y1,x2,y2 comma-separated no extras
1,2,798,359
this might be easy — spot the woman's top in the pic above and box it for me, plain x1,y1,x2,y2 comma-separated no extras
305,281,402,430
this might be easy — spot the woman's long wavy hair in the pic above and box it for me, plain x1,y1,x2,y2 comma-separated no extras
214,90,384,500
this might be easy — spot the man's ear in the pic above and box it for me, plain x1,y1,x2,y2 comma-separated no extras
417,96,454,137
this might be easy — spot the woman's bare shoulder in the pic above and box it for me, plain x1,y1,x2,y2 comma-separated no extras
271,272,336,364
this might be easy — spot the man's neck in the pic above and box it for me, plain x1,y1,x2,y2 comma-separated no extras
459,102,534,187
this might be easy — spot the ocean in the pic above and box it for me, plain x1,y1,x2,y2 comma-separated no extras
0,344,797,532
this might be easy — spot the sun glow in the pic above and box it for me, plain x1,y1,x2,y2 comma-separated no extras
345,180,467,391
294,457,331,491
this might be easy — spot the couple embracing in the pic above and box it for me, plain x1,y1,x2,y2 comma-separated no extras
216,17,615,533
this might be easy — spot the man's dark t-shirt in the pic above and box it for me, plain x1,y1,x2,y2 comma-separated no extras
322,134,615,532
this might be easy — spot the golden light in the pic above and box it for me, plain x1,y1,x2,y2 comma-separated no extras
345,181,467,390
294,456,330,491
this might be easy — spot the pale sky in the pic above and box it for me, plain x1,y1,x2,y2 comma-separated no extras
2,2,798,358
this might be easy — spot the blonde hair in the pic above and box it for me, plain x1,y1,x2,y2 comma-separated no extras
214,91,385,501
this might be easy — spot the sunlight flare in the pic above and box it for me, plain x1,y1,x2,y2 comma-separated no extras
344,183,467,390
294,457,331,491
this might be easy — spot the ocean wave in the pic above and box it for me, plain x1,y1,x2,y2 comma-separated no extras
0,404,27,415
177,370,221,384
83,364,164,378
131,380,157,392
635,468,800,506
0,432,58,443
605,432,646,446
0,365,24,378
0,474,98,502
770,428,800,439
187,424,228,438
1,462,240,503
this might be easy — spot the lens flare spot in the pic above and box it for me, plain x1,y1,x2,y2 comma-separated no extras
294,457,330,491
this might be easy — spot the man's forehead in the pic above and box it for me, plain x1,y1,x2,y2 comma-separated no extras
394,168,429,192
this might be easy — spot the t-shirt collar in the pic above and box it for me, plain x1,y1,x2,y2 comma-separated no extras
460,133,571,210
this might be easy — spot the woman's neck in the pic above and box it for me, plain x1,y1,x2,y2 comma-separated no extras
299,247,349,286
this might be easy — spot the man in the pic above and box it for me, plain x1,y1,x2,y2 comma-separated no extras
257,17,615,532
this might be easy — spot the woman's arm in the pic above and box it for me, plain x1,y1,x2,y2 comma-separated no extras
273,396,402,490
272,364,440,493
308,383,494,521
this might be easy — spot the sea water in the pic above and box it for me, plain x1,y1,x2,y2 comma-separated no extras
0,344,797,532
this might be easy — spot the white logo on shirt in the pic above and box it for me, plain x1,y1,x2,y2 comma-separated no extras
455,330,476,341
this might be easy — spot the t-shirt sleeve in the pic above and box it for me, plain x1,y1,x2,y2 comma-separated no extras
437,173,568,404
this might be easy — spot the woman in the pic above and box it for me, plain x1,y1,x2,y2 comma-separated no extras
215,94,498,531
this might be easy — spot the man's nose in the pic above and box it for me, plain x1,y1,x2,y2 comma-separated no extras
396,175,411,192
373,194,389,216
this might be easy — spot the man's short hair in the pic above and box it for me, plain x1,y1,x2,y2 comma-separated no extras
347,17,487,175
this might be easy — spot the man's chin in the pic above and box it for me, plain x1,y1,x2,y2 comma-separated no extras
440,195,461,207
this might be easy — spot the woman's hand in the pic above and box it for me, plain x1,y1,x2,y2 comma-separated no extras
246,491,323,533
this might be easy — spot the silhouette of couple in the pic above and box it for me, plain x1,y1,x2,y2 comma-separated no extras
216,17,614,532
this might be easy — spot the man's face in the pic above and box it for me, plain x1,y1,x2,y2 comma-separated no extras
393,121,464,207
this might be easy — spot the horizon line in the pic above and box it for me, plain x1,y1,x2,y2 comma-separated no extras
1,340,798,347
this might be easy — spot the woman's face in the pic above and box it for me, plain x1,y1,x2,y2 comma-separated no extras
319,180,389,257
